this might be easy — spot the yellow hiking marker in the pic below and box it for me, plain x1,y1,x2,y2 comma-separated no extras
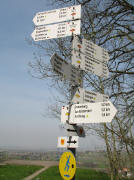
59,151,76,180
75,94,80,98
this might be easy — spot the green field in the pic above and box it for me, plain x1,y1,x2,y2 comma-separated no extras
0,165,130,180
32,166,131,180
32,166,111,180
0,164,43,180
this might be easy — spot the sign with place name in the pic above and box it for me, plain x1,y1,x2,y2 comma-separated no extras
69,101,117,124
72,37,109,77
67,124,85,137
50,53,83,85
31,20,80,41
33,5,81,26
72,49,109,77
72,88,109,104
57,136,78,148
84,90,109,103
82,39,109,62
72,37,109,62
83,54,109,77
59,151,76,180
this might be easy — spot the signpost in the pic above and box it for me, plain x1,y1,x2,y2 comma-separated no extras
33,5,81,26
31,20,80,41
31,4,117,180
59,151,76,180
31,5,82,179
50,53,83,86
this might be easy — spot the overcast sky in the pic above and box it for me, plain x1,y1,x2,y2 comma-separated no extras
0,0,104,151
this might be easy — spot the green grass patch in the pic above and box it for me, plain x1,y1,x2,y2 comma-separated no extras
32,166,111,180
32,166,131,180
76,168,110,180
0,164,43,180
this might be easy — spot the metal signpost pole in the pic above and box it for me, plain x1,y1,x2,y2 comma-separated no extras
67,34,83,180
68,3,78,180
67,34,76,180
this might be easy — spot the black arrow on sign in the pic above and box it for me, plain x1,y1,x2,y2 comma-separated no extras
67,129,77,132
67,140,77,144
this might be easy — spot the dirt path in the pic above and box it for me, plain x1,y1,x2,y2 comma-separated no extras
23,167,48,180
4,160,58,167
4,160,59,180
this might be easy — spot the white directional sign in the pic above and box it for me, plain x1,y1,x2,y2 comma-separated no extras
61,101,117,124
31,20,80,41
67,136,78,148
57,136,78,148
82,39,109,63
84,90,109,103
72,36,109,78
33,5,81,26
72,88,109,104
50,53,83,85
72,50,109,77
69,101,117,124
72,37,109,62
83,55,109,77
61,105,69,124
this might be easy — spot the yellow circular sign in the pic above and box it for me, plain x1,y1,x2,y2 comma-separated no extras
59,151,76,180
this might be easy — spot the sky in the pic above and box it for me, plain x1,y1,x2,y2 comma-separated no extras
0,0,104,151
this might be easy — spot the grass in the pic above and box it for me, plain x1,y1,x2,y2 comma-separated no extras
0,165,130,180
76,168,110,180
32,166,111,180
32,166,131,180
0,164,43,180
77,151,109,169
